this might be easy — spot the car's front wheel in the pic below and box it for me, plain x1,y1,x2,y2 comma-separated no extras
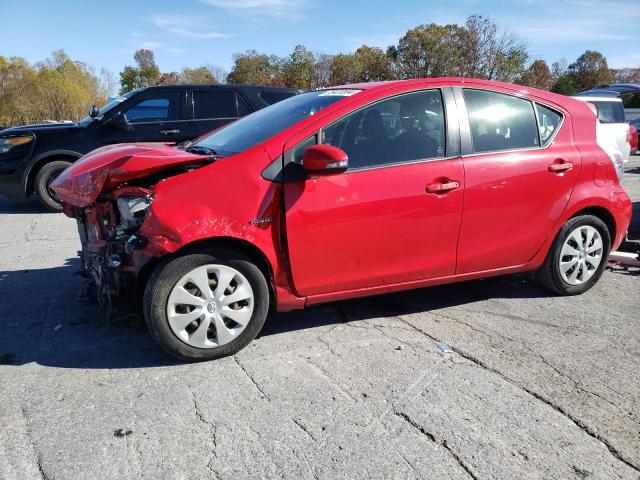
537,214,611,295
35,160,72,212
143,250,270,361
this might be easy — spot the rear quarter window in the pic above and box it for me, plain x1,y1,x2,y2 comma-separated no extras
589,101,625,123
535,103,563,146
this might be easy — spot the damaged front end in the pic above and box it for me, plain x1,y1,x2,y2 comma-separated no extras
68,186,152,315
52,143,212,315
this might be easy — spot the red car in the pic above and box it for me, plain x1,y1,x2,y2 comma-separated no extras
53,78,632,361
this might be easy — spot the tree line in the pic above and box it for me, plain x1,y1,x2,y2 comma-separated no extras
0,50,116,128
1,15,638,128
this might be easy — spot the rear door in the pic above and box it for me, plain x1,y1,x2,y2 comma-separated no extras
283,87,465,296
184,88,251,139
101,89,184,144
455,87,581,274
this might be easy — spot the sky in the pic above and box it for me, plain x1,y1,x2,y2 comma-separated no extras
1,0,638,82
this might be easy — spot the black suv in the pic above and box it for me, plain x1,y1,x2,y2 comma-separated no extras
0,84,299,210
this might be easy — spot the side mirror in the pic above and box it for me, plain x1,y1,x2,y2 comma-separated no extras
107,112,130,131
303,144,348,175
89,104,100,118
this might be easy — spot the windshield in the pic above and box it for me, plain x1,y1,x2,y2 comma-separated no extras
191,89,361,156
78,89,142,125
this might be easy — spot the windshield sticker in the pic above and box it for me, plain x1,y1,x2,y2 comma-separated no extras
318,89,361,97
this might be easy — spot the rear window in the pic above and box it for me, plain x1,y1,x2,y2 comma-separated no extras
589,101,625,123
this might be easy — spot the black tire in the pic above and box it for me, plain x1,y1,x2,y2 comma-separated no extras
536,214,611,295
34,160,72,212
143,250,270,361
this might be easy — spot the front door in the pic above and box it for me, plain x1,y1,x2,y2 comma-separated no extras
101,90,184,145
455,87,581,273
283,89,464,296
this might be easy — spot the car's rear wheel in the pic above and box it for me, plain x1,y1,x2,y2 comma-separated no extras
143,250,270,361
537,215,611,295
35,160,72,212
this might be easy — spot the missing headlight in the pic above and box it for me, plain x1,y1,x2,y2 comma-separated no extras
116,195,151,231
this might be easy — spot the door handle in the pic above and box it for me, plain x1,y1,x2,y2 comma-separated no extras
160,129,180,135
548,159,573,173
426,180,460,194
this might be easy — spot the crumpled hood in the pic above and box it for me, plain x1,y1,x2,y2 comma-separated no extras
51,142,209,207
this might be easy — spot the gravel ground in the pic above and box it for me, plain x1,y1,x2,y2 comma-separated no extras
0,158,639,480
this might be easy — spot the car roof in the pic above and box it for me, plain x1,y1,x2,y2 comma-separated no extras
139,84,299,92
329,77,585,110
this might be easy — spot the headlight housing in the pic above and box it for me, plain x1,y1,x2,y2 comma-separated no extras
116,195,152,231
0,135,33,155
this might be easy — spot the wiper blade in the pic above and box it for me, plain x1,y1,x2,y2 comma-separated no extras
184,145,219,156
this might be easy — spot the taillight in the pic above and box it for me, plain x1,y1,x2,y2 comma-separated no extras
628,125,638,150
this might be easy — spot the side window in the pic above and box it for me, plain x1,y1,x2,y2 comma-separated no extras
124,94,180,123
463,89,540,153
323,89,446,170
193,90,242,119
535,103,563,146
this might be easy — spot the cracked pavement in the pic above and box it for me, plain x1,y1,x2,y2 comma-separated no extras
1,158,639,480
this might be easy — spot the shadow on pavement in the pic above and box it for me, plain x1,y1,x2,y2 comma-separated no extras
0,258,553,370
0,195,54,214
261,274,549,338
0,258,181,370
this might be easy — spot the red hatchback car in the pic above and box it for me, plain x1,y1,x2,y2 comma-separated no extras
53,78,632,361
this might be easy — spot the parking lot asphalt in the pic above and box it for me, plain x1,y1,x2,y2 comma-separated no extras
1,158,639,480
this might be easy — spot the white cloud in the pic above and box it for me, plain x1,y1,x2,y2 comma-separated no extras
199,0,309,20
152,14,231,39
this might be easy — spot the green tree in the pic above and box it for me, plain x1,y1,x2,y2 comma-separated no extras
181,65,224,84
329,53,361,85
568,50,614,92
328,46,394,86
549,59,575,94
0,51,110,127
134,49,161,86
283,45,315,89
518,59,553,90
119,49,160,93
394,23,463,79
353,45,394,82
227,50,285,86
119,66,141,93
